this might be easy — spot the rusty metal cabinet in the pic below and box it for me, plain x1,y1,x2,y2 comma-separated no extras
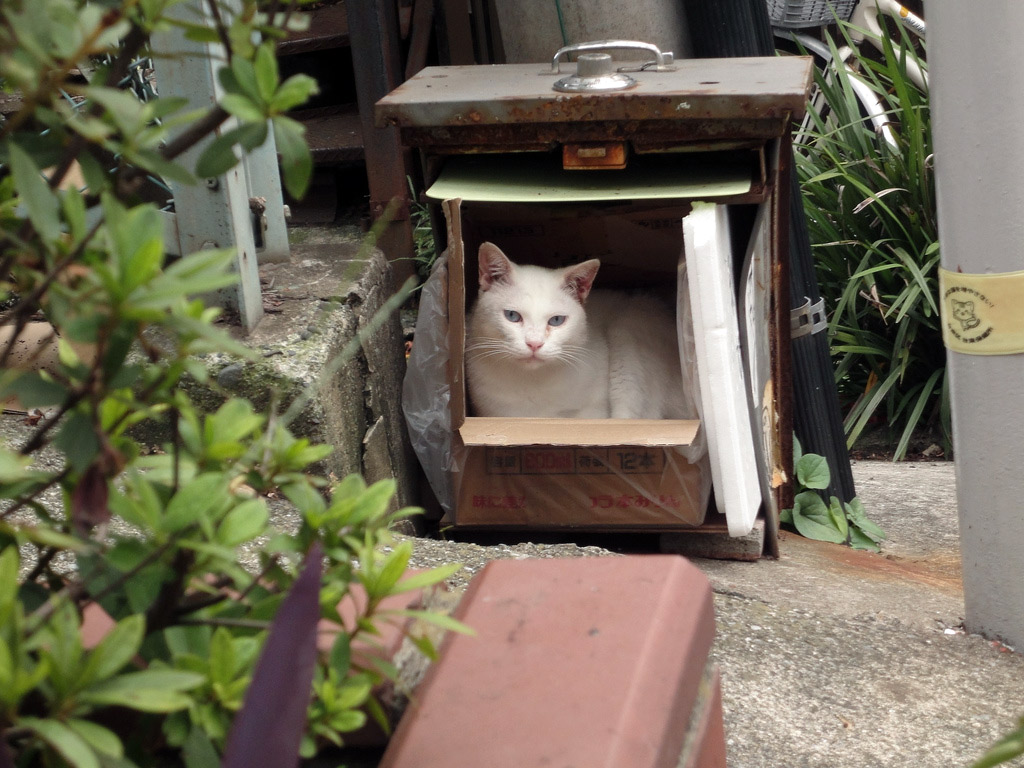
378,50,812,557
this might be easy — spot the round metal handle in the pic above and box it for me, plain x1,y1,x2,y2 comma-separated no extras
550,40,675,73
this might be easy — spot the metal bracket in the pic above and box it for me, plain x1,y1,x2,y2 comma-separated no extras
790,297,828,338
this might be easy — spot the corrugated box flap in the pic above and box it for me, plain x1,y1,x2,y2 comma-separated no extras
459,417,700,447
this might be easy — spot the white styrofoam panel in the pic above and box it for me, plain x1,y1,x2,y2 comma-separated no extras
684,202,762,536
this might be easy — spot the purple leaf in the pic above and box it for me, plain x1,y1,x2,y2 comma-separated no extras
223,543,323,768
0,736,14,768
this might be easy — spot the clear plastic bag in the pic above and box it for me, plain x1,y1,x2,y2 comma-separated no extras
402,256,456,512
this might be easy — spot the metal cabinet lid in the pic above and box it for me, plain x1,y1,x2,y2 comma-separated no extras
375,56,812,131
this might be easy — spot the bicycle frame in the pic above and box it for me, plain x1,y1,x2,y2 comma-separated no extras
849,0,927,90
774,0,927,149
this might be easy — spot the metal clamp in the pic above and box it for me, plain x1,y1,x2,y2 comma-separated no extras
550,40,675,74
790,297,828,338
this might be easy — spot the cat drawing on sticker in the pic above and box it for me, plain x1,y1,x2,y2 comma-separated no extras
951,299,981,332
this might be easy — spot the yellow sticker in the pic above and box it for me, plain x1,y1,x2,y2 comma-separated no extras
939,267,1024,355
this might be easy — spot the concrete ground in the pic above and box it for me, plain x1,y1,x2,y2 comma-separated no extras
407,460,1024,768
702,460,1021,768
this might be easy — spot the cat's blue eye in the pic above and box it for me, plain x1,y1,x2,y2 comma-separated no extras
504,309,522,323
548,315,566,327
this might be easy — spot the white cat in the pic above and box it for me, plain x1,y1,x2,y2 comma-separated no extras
465,242,686,419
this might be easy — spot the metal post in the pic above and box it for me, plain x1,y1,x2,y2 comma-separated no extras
150,0,264,331
931,6,1024,645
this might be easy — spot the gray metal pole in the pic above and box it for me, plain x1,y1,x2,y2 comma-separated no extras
932,5,1024,646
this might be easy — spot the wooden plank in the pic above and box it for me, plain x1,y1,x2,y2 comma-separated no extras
405,0,436,79
296,107,364,165
459,417,700,447
348,0,416,284
278,3,350,56
440,0,476,64
660,518,765,561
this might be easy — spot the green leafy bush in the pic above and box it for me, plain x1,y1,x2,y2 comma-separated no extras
0,1,460,764
781,439,885,551
795,21,945,459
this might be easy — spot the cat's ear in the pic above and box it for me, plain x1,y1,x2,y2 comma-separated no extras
563,259,600,303
478,242,514,291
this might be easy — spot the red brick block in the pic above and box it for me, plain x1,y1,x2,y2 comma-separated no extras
379,555,725,768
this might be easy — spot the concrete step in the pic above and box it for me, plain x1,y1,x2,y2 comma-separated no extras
186,225,415,510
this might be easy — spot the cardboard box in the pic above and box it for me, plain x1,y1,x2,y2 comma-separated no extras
439,196,713,529
379,57,810,550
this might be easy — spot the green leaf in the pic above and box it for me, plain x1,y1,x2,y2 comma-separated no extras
15,524,87,552
0,637,14,693
253,43,279,103
271,115,312,199
76,151,109,195
388,562,461,595
123,147,196,187
333,674,372,710
845,497,886,542
194,133,240,179
62,186,88,243
209,627,236,688
795,453,830,490
66,719,123,758
270,74,318,113
18,717,99,768
347,478,396,526
195,122,268,178
973,734,1024,768
790,491,847,544
131,248,239,311
409,633,439,662
848,526,881,553
162,472,230,533
81,614,144,685
182,725,222,768
79,669,205,712
368,541,412,597
827,496,850,541
0,449,32,485
206,398,264,445
328,709,367,733
125,563,175,614
54,411,101,472
9,142,61,243
387,608,476,636
217,499,269,546
328,633,351,676
229,55,260,101
220,93,266,123
108,203,165,293
81,86,146,134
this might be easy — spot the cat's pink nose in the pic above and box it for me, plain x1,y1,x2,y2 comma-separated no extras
526,340,544,352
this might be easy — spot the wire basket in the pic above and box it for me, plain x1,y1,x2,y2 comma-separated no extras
766,0,858,28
